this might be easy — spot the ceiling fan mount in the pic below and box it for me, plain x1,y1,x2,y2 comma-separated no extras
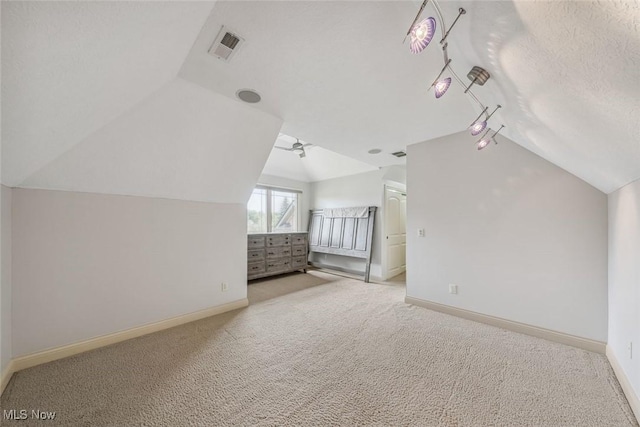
274,138,312,158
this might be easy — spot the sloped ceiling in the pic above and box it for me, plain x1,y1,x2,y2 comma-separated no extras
1,1,216,186
445,0,640,193
2,1,639,198
20,78,282,203
2,1,283,203
260,134,379,183
179,0,471,169
179,0,640,193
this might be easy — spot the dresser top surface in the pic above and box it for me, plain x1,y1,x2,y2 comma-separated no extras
248,232,308,236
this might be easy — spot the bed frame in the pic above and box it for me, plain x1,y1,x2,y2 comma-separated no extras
307,206,377,282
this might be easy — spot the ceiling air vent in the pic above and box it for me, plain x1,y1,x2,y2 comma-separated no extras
208,26,244,62
391,151,407,158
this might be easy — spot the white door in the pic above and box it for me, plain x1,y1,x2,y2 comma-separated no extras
384,187,406,279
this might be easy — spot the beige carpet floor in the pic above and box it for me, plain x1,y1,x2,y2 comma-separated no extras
1,271,637,426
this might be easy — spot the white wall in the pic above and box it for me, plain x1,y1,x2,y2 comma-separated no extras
1,186,11,374
407,132,608,342
12,188,247,357
608,178,640,398
309,167,406,279
257,174,311,231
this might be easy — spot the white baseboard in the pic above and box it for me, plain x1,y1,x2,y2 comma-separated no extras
2,298,248,395
1,359,16,397
606,345,640,423
405,296,606,354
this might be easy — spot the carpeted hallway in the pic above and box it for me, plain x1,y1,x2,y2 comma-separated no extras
1,271,637,426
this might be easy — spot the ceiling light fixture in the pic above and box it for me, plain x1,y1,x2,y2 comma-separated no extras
429,58,452,98
404,1,506,151
409,17,436,54
469,105,501,136
439,8,466,45
464,66,491,94
476,124,505,150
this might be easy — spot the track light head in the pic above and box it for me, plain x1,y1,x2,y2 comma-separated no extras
477,138,491,150
434,78,451,98
410,17,436,54
469,121,487,136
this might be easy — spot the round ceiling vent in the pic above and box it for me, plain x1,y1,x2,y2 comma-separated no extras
368,149,382,154
236,89,261,103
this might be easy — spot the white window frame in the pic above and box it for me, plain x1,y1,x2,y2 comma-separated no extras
250,185,302,233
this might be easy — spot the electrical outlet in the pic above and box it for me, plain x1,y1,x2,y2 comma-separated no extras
221,282,228,292
449,284,458,295
417,228,425,237
629,342,633,359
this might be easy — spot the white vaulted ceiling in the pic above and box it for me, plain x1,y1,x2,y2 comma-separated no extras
2,1,639,198
2,1,216,186
446,0,640,193
20,79,282,203
260,135,379,183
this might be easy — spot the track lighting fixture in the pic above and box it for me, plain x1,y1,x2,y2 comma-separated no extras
404,0,436,54
476,125,505,150
405,0,506,151
439,8,466,44
469,105,501,136
429,59,452,98
464,66,491,94
468,106,489,136
434,78,451,98
409,17,436,54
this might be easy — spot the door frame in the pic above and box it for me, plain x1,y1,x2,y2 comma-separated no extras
380,184,407,281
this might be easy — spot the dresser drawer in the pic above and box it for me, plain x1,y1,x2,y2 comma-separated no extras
248,261,265,275
291,235,307,245
292,256,307,268
267,235,290,247
292,245,306,256
248,236,265,249
248,249,265,261
266,247,291,259
266,258,291,272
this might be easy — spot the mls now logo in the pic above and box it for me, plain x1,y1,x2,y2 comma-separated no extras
4,409,56,420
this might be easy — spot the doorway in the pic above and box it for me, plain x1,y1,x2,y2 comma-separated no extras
382,185,406,280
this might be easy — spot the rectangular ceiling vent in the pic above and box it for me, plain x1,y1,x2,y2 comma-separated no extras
391,151,407,158
208,26,244,62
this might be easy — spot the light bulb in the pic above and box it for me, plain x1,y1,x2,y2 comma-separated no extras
410,17,436,54
434,77,451,98
477,138,491,150
469,121,487,136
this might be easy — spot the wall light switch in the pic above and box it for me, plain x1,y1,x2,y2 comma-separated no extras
417,228,425,237
221,282,228,292
449,284,458,295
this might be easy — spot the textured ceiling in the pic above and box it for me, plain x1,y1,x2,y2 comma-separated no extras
179,0,472,169
180,0,640,193
3,1,639,198
445,0,640,193
261,134,378,183
1,1,216,186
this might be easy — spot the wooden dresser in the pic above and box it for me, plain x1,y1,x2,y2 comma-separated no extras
247,232,308,280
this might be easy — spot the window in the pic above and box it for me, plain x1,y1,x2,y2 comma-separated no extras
247,186,300,233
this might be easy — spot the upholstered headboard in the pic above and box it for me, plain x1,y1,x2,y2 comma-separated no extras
307,206,377,282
